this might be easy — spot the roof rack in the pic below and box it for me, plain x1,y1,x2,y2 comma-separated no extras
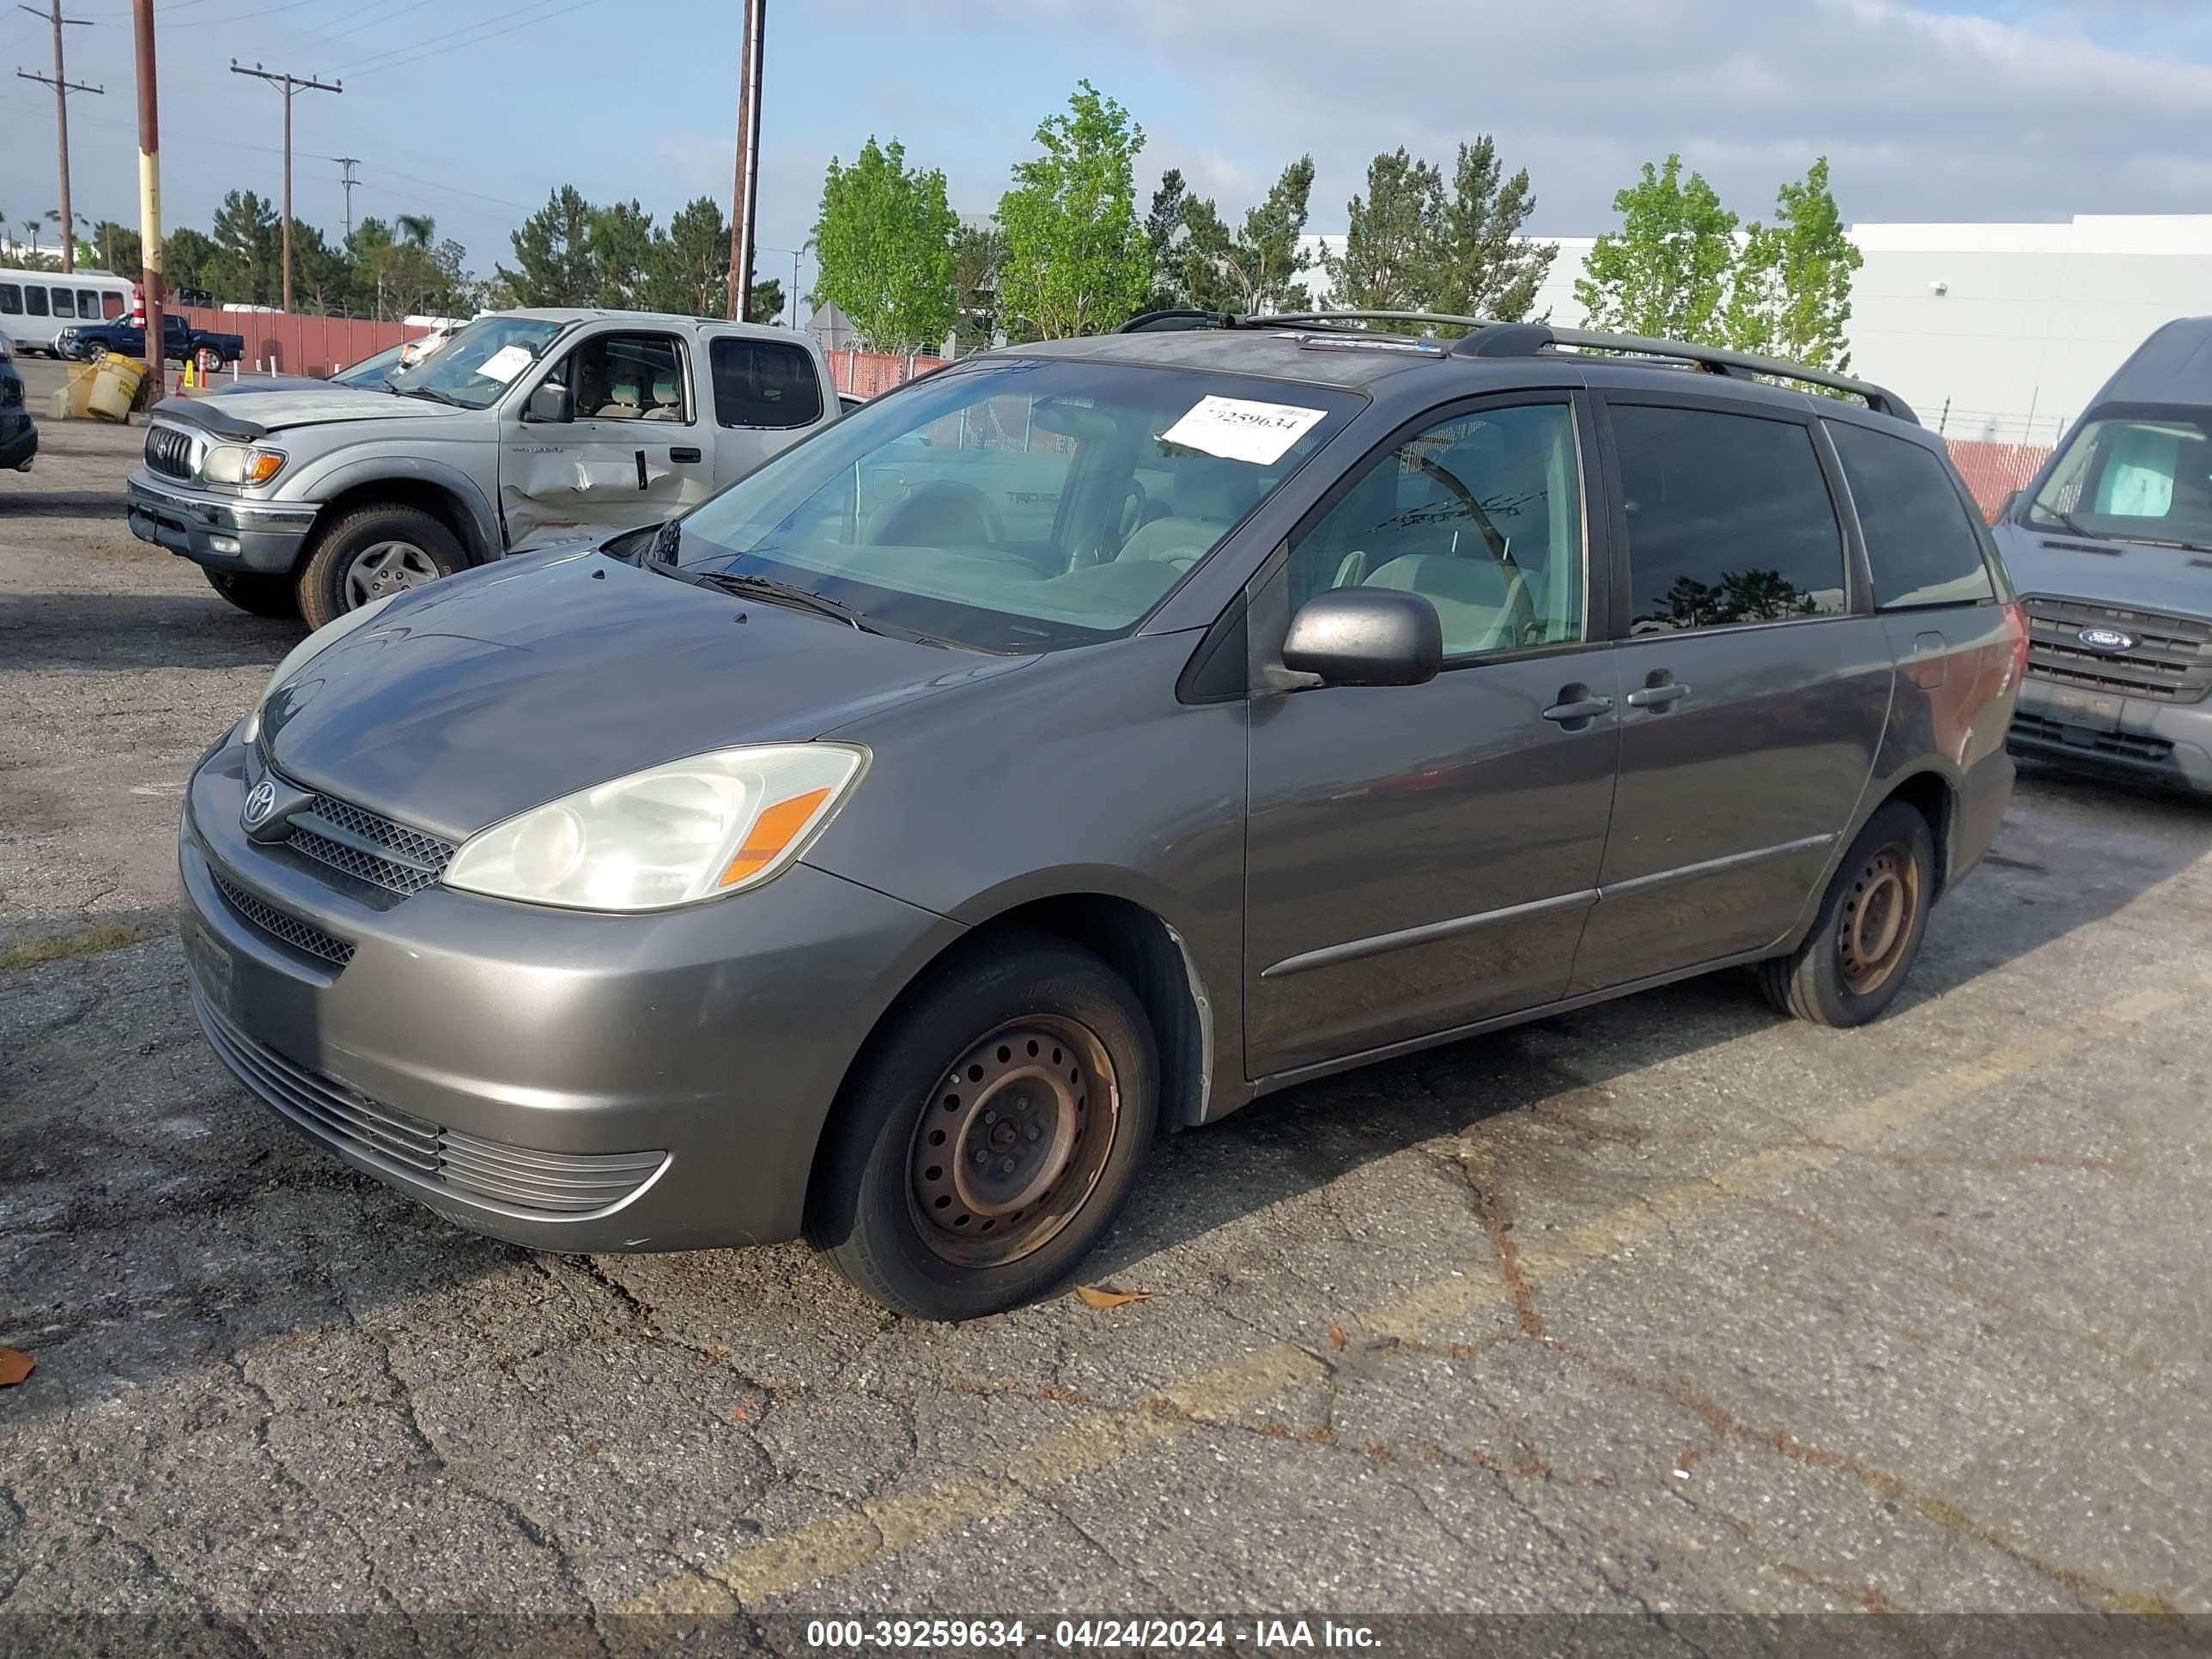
1534,326,1917,423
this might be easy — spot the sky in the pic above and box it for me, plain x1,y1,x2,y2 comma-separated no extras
4,0,2211,309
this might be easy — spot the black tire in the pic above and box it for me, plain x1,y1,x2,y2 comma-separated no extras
1759,800,1936,1028
296,501,465,630
203,568,300,619
805,933,1159,1321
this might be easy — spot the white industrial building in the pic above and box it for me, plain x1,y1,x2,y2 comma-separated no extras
1299,213,2212,444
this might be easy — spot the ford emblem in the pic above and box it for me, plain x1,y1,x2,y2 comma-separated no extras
241,780,278,829
2077,625,2135,653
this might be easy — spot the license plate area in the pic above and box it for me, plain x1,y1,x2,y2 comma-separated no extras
181,908,236,1021
2044,684,2124,733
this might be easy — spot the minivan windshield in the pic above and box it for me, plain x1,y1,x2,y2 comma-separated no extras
667,356,1359,652
2027,409,2212,552
387,314,565,409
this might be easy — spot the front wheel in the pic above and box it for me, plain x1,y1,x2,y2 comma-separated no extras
806,935,1159,1321
1759,800,1936,1028
296,502,465,629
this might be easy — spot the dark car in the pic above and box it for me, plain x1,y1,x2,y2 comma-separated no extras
178,313,2026,1320
0,331,35,472
1995,317,2212,793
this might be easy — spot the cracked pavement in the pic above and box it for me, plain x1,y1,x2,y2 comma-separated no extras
5,401,2212,1650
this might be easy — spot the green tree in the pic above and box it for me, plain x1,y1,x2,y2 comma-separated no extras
1182,156,1317,317
1431,137,1553,323
1322,149,1443,313
162,228,221,297
995,80,1150,339
952,220,1006,345
812,137,957,349
89,220,142,275
1574,154,1738,343
499,185,598,307
644,195,730,316
1723,155,1862,374
288,220,349,313
210,190,283,307
393,212,435,248
590,198,656,308
1142,168,1189,310
749,274,785,324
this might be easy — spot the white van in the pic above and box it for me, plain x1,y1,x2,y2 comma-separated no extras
0,269,137,356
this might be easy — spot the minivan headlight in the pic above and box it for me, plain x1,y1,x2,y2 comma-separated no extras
203,444,286,486
443,744,867,912
240,591,402,745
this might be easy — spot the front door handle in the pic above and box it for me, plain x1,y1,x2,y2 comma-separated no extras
1541,695,1615,724
1626,682,1691,709
670,446,702,464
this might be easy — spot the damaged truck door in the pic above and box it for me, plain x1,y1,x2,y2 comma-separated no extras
504,320,833,551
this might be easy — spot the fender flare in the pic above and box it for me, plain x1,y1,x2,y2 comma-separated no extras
288,453,502,564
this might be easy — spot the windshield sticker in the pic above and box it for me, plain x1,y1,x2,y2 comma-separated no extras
1159,395,1327,465
476,344,535,385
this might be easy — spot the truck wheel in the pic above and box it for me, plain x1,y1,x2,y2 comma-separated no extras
203,569,299,619
297,503,464,629
805,933,1159,1321
1759,800,1936,1029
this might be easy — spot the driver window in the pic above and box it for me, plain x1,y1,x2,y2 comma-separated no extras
568,333,687,422
1285,402,1585,659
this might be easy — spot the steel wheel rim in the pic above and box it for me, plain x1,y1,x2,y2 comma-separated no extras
908,1015,1119,1268
343,540,439,608
1838,842,1920,996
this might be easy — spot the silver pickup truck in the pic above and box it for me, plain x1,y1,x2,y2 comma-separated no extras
126,308,837,626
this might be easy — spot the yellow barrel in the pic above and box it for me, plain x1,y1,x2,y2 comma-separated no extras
88,354,148,422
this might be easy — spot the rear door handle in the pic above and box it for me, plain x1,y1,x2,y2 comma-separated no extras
1626,683,1691,709
1541,696,1615,724
670,446,702,464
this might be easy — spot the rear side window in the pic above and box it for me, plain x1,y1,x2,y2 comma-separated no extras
51,288,75,318
1611,404,1846,634
77,289,100,317
0,283,19,315
24,287,48,317
1827,421,1995,608
102,291,125,319
711,337,823,428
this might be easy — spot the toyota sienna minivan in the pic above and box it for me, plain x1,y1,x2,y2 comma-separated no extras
180,313,2026,1319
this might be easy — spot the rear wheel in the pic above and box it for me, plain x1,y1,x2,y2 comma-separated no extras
806,935,1158,1321
203,568,299,619
1759,800,1936,1027
296,502,464,629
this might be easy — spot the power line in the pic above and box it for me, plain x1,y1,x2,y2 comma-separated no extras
230,58,341,312
14,1,102,273
336,0,598,78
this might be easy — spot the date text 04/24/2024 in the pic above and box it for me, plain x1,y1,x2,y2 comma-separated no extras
803,1620,1383,1650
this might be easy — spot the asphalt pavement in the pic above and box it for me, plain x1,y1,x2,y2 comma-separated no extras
3,388,2210,1655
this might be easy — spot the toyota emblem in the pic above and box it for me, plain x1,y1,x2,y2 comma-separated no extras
2076,625,2136,653
241,780,278,829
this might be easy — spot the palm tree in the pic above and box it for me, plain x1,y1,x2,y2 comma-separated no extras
394,213,434,248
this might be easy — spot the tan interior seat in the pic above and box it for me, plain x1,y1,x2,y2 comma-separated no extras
641,372,683,421
596,370,642,420
1119,459,1265,571
1363,554,1534,656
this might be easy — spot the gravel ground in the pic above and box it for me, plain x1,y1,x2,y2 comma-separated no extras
4,380,2212,1656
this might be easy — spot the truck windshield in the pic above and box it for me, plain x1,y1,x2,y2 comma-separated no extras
2028,410,2212,552
668,356,1359,653
389,315,564,410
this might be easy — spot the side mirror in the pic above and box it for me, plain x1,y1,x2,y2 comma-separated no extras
1282,589,1443,687
526,381,574,424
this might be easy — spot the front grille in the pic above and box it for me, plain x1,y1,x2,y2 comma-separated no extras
2012,712,2177,767
143,423,195,480
213,872,356,966
283,795,457,896
191,988,666,1215
2021,595,2212,704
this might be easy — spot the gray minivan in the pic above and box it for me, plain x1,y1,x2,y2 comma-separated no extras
179,315,2027,1319
1996,317,2212,793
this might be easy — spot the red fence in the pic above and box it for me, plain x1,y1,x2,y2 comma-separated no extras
828,349,945,398
172,305,431,379
1944,439,2052,523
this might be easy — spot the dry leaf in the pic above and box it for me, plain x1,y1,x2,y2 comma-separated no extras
1074,1284,1151,1310
0,1347,33,1386
1327,1322,1347,1351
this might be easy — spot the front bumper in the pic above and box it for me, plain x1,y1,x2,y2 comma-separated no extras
127,469,320,574
2008,678,2212,796
179,736,963,1252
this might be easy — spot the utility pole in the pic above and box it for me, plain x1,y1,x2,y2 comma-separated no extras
725,0,763,321
229,59,341,313
335,156,360,243
16,2,102,274
131,0,160,395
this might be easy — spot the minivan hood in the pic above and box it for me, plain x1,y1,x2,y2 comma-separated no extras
260,549,1026,841
1995,522,2212,620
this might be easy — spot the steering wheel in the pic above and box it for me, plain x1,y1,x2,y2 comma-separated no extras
1407,453,1510,562
866,481,1006,548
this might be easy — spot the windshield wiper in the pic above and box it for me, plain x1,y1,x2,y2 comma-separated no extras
400,384,463,407
696,571,878,633
2033,502,2105,543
